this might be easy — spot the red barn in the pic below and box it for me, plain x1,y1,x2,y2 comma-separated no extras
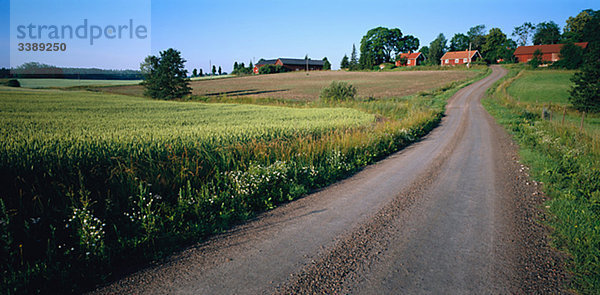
253,58,325,74
440,50,482,66
395,52,426,67
513,42,588,63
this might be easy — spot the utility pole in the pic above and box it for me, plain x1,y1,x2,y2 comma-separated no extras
467,43,472,68
209,60,212,75
306,54,308,72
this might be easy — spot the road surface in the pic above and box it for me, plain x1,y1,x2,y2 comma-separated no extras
92,66,567,294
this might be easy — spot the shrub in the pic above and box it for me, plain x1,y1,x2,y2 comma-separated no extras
320,81,357,102
554,43,584,69
258,65,288,75
6,79,20,87
528,49,544,68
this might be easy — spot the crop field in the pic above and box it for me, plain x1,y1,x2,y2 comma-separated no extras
103,70,477,100
17,78,142,89
0,69,485,293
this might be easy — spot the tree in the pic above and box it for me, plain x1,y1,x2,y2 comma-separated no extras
569,12,600,112
512,22,536,46
322,57,331,70
340,54,350,69
249,61,253,69
449,33,469,51
555,43,584,69
533,21,561,45
419,46,429,57
528,49,544,68
199,69,203,76
218,66,222,75
467,24,486,51
359,27,406,68
482,28,512,63
428,33,447,65
141,48,191,100
212,65,216,75
350,44,358,69
233,62,239,71
563,9,595,42
402,35,420,52
192,68,198,77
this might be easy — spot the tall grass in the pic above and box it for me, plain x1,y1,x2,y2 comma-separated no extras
0,69,487,293
483,67,600,294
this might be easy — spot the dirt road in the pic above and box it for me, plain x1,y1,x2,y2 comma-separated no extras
92,66,567,294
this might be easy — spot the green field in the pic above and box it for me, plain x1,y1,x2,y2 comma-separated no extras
17,78,142,88
483,68,600,294
507,70,575,105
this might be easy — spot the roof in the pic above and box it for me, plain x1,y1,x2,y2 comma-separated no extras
440,50,481,60
278,58,325,66
398,52,424,60
513,42,588,55
255,59,277,66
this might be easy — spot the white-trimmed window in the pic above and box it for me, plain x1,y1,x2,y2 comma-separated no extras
445,59,449,63
407,60,411,64
455,58,459,63
463,58,468,63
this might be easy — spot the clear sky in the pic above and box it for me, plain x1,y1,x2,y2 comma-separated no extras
1,0,598,73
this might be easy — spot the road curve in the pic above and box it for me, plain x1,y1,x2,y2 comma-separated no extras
92,66,565,294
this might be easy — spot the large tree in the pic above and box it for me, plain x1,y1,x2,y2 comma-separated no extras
402,35,420,52
563,9,595,42
449,33,469,51
533,21,561,45
340,54,349,69
428,33,447,65
322,57,331,70
467,24,486,51
350,44,358,69
570,13,600,112
141,48,191,100
512,22,536,46
358,27,419,68
482,28,515,63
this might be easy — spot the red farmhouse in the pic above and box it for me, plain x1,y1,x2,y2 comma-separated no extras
395,52,426,67
513,42,588,63
254,58,325,74
440,50,482,66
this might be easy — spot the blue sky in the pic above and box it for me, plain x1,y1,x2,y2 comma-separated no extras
1,0,598,72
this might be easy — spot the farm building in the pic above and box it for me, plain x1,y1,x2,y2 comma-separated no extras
440,50,482,66
253,58,325,74
395,52,426,67
513,42,588,63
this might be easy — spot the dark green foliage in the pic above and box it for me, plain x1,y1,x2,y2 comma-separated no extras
340,55,350,69
482,28,516,64
6,79,20,87
258,65,288,75
554,43,584,69
563,9,597,43
233,62,239,71
218,66,222,75
192,68,198,77
397,56,408,66
322,57,331,70
428,33,447,65
467,24,486,51
359,27,419,69
141,48,192,100
350,44,358,69
512,22,536,46
199,69,203,76
320,81,357,102
569,12,600,112
212,65,216,75
449,33,469,51
533,21,561,45
528,49,544,68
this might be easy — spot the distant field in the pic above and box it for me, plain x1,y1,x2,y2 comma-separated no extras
103,70,478,100
17,78,141,88
507,70,575,105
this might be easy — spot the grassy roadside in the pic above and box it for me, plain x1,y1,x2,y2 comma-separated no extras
482,66,600,294
0,69,488,294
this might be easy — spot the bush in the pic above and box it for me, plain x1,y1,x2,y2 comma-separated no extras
554,43,584,69
320,81,357,102
6,79,20,87
258,65,288,75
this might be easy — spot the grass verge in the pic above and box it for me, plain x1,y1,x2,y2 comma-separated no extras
482,66,600,294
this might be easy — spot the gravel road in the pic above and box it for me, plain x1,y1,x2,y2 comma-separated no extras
91,66,568,294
